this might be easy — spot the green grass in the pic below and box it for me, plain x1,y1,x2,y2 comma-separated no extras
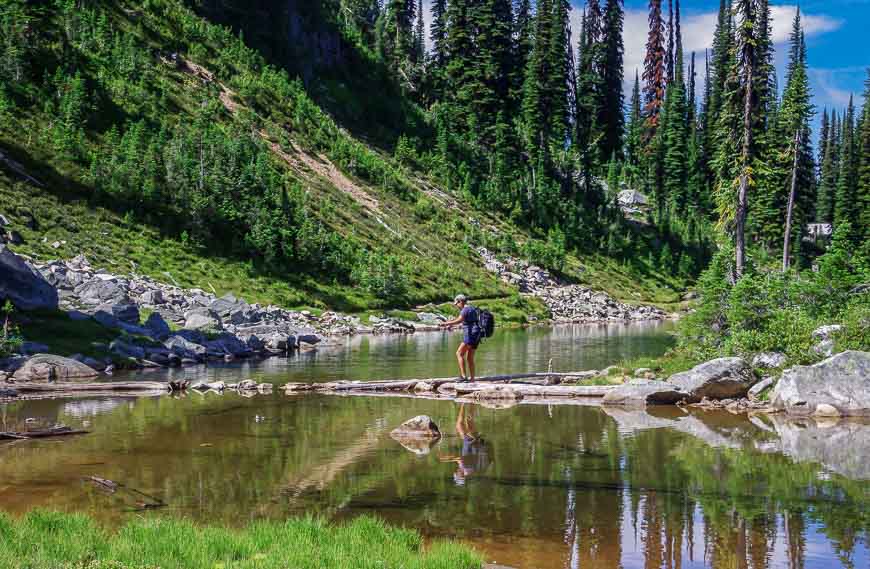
0,510,482,569
15,310,116,358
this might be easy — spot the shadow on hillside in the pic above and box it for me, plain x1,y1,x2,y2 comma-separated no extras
0,141,370,313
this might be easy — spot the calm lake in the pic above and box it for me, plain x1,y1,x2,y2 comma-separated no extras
2,323,868,569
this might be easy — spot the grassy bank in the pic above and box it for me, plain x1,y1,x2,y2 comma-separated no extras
0,510,481,569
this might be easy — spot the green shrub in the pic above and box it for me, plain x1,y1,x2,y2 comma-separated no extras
0,301,23,357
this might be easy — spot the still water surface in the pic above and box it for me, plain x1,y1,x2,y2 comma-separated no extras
1,323,868,569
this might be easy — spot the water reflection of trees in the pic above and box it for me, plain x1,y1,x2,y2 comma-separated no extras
1,395,868,568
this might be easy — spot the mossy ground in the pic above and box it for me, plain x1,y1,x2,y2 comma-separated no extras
0,510,481,569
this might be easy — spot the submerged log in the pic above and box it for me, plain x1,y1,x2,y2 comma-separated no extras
0,426,90,440
8,381,174,394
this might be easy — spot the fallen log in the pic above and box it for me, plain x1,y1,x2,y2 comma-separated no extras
452,383,614,398
282,371,602,393
8,381,173,394
0,426,90,440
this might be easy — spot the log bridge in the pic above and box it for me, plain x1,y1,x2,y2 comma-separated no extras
282,371,616,401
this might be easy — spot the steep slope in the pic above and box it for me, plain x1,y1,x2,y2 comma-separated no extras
0,0,682,319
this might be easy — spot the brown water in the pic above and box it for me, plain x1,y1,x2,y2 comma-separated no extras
1,323,868,569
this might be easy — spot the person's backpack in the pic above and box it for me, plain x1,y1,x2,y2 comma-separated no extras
477,308,495,338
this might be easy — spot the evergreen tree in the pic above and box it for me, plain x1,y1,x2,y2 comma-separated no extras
546,0,572,147
379,0,416,88
662,0,687,212
834,96,858,234
513,0,534,108
818,108,829,171
430,0,448,67
642,0,666,139
599,0,625,162
473,0,515,148
625,70,643,173
687,50,696,127
445,0,475,125
576,0,603,169
817,110,839,222
858,70,870,241
707,0,732,170
756,11,814,257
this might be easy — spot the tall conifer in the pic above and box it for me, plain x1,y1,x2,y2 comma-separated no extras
642,0,666,139
599,0,625,162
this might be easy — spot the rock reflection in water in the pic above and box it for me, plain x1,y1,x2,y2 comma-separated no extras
1,387,868,569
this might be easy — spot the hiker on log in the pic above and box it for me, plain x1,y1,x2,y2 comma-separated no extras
440,294,482,382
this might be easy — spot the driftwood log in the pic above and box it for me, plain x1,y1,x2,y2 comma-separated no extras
7,381,184,394
0,426,90,440
283,371,615,401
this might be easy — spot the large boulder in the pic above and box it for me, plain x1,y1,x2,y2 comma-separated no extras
769,351,870,417
602,380,689,406
144,312,172,340
184,307,222,331
390,415,441,439
96,302,139,324
163,335,207,361
74,279,127,305
204,333,250,357
0,245,58,310
12,354,99,382
668,357,756,400
109,339,146,360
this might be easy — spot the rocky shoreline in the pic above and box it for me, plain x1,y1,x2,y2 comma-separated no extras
0,240,673,380
477,247,670,322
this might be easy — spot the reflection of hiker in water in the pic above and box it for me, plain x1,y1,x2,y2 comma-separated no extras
440,404,491,485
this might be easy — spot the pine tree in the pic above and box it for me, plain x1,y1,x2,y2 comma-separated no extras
379,0,416,88
687,50,696,127
707,0,732,164
445,0,475,125
512,0,534,108
758,11,814,260
472,0,515,148
642,0,666,139
818,108,829,171
858,70,870,241
599,0,625,162
662,0,688,212
626,70,643,173
430,0,448,67
546,0,572,147
818,110,840,222
576,0,603,169
835,96,858,234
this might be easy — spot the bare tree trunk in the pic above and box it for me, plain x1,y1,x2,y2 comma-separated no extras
782,128,801,272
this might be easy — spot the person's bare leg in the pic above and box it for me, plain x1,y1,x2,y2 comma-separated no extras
456,344,468,379
466,348,476,381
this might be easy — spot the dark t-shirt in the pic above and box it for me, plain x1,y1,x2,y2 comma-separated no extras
460,305,479,328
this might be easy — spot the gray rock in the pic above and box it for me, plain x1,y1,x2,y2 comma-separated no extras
75,279,126,305
390,415,441,439
0,387,18,398
602,380,689,406
81,357,107,371
812,324,843,341
163,335,207,361
12,354,99,381
110,339,146,360
241,334,264,352
140,290,164,305
118,321,156,338
747,376,776,401
769,351,870,417
237,380,258,391
416,312,445,323
752,352,788,369
264,333,295,352
297,333,321,346
144,312,172,340
107,302,139,324
184,307,222,331
92,310,120,329
210,293,242,316
668,357,756,400
813,339,835,358
67,310,91,321
205,333,250,357
0,245,58,310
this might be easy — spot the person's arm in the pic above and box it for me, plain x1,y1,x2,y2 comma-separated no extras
440,310,465,328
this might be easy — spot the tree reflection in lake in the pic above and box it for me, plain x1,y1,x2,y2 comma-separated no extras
0,391,867,569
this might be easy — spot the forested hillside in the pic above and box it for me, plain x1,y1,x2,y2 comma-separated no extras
1,0,869,356
0,0,685,317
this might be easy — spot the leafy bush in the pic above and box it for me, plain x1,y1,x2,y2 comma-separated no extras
0,301,23,357
352,251,409,304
